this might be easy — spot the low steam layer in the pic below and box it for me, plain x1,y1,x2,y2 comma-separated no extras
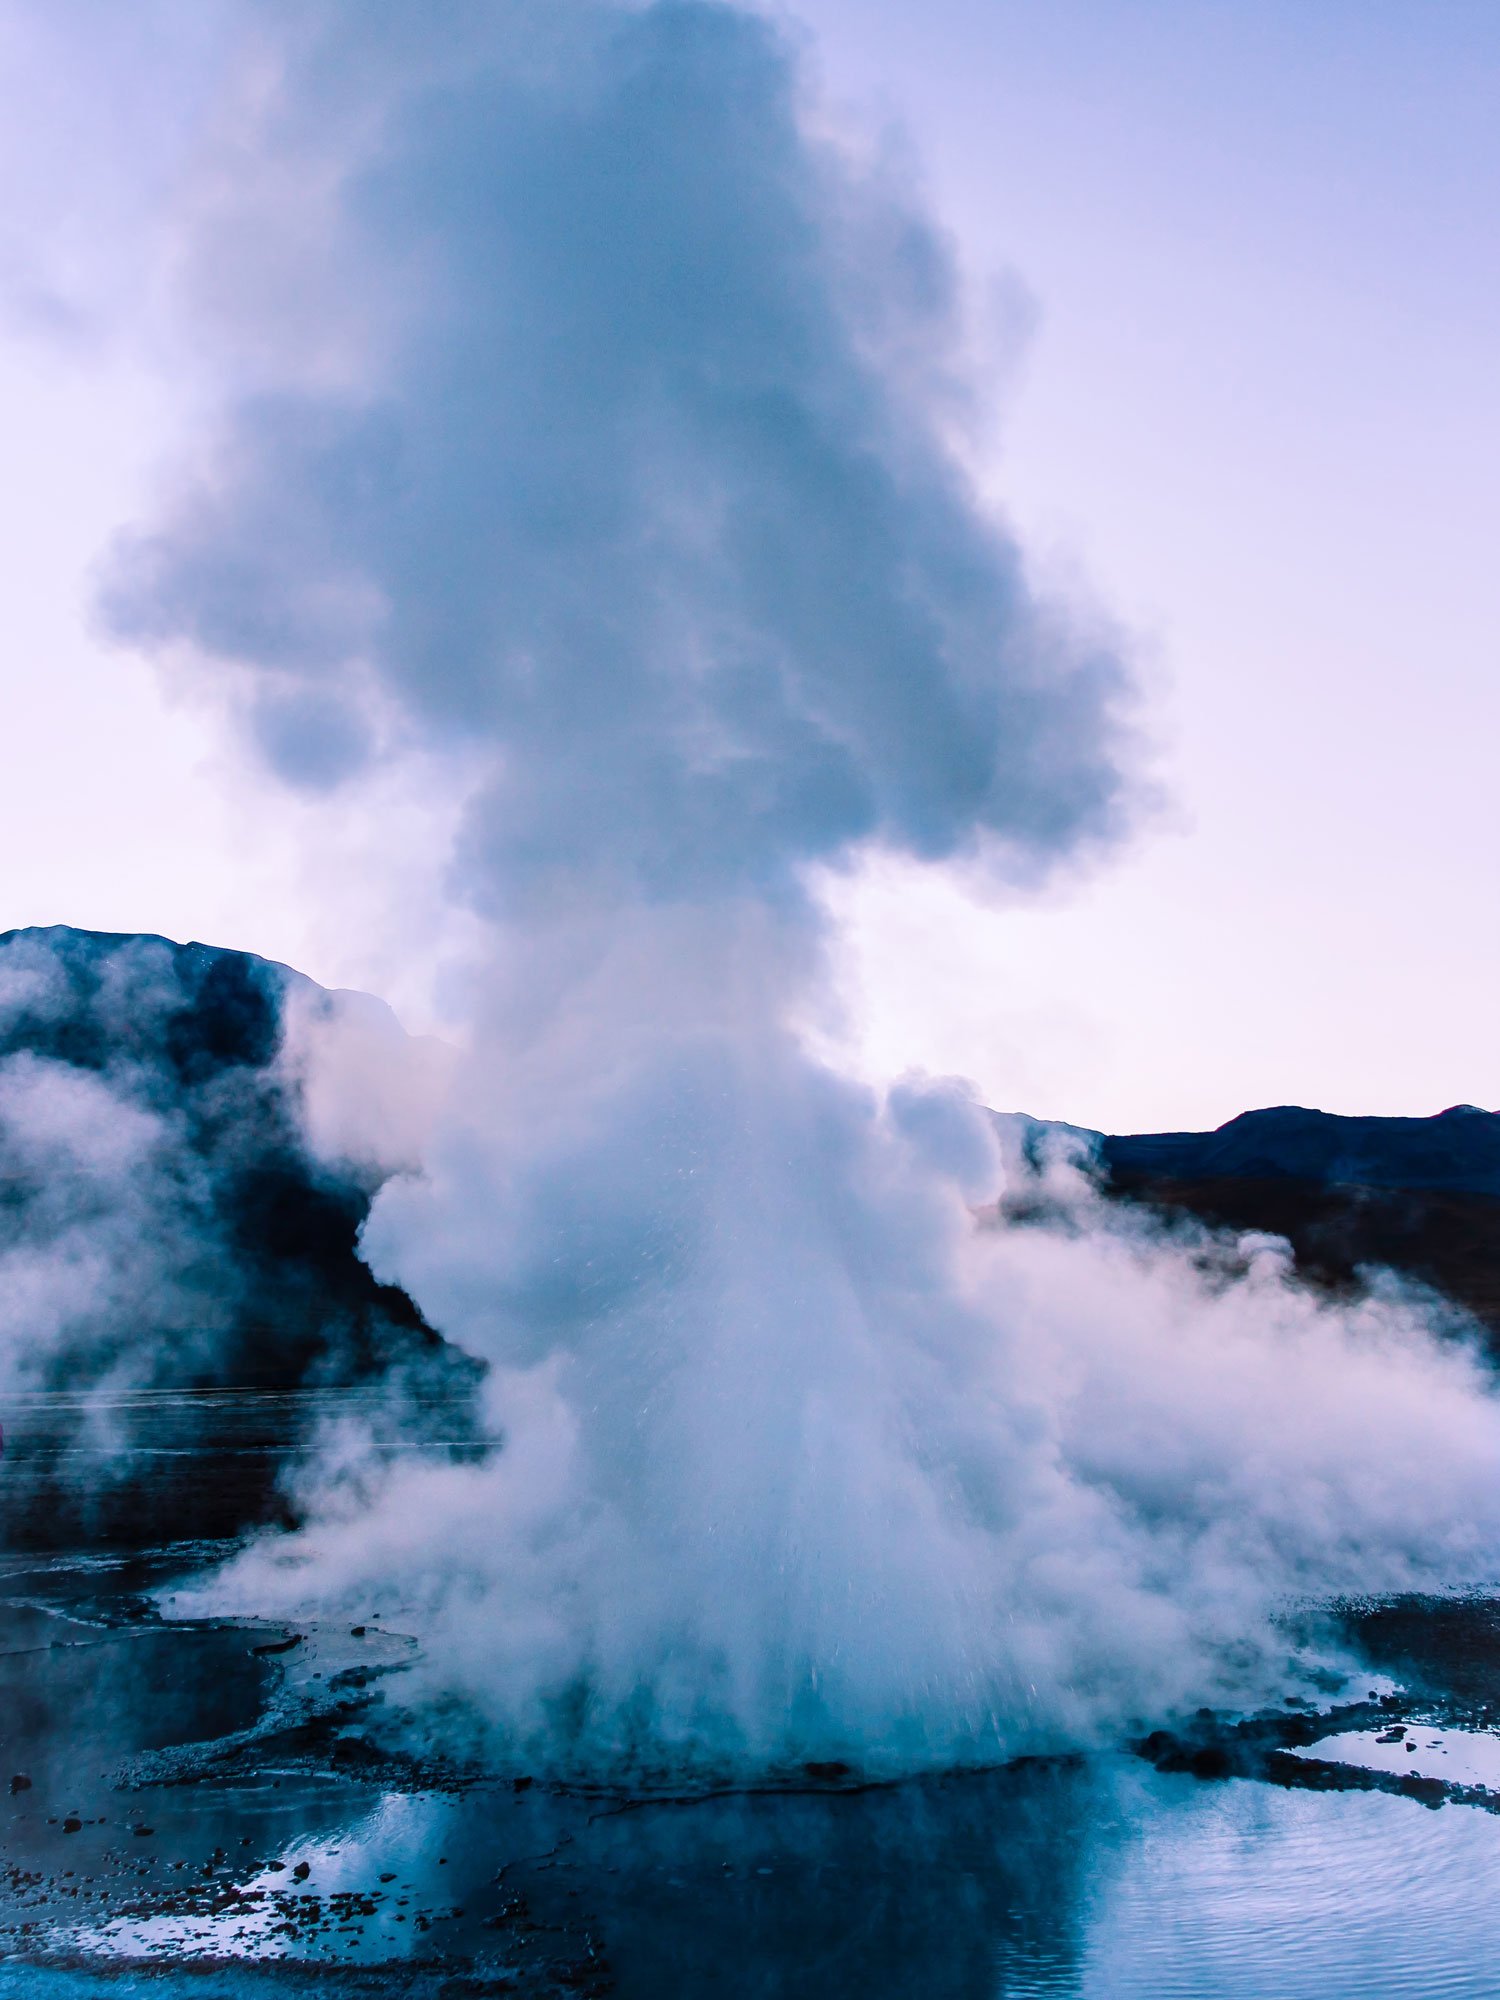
102,0,1500,1775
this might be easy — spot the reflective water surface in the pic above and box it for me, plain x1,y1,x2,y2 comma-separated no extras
1,1393,1498,1997
4,1749,1499,1998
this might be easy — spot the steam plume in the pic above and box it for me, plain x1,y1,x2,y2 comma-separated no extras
105,1,1500,1777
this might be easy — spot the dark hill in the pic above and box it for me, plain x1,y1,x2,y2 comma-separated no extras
0,925,481,1545
1102,1104,1500,1198
1095,1105,1500,1344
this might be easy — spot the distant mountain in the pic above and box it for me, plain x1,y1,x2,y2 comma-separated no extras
1045,1103,1500,1347
1101,1104,1500,1198
0,925,480,1545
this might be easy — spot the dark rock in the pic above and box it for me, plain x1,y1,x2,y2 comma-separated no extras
1187,1745,1233,1781
251,1635,303,1657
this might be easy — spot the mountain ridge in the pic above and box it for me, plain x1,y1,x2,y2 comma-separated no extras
997,1102,1500,1347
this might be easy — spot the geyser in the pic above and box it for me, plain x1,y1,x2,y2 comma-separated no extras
104,0,1500,1777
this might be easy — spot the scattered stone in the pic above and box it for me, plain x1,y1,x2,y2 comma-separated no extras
350,1626,366,1637
8,1776,30,1795
62,1818,82,1834
132,1827,154,1839
293,1862,311,1881
251,1635,303,1657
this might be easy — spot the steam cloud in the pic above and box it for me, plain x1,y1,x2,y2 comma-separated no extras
102,0,1500,1777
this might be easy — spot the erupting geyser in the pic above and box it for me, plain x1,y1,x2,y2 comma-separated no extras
101,0,1500,1779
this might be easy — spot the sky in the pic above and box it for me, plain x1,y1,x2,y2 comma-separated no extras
0,0,1496,1132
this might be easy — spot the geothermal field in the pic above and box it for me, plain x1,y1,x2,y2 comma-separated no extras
3,2,1497,1993
3,928,1500,1994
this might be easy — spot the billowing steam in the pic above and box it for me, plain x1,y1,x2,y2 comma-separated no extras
103,0,1500,1776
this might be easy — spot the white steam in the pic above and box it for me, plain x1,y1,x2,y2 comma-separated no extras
186,917,1500,1777
94,0,1500,1778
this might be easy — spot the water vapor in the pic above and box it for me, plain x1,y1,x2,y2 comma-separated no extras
103,0,1500,1777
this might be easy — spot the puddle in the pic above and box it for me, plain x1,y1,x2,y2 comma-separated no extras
1286,1724,1500,1792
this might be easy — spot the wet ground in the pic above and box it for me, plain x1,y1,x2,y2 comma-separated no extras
0,1386,486,1549
3,1395,1500,1995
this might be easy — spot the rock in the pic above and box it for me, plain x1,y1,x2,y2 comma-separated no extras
251,1634,304,1656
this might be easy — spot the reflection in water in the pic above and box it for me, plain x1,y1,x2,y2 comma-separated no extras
1080,1774,1500,2000
3,1394,1500,1997
8,1748,1500,1997
516,1766,1105,1998
490,1769,1500,1999
1289,1724,1500,1791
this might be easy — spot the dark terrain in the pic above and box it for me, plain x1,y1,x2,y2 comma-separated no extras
1009,1101,1500,1347
0,926,482,1548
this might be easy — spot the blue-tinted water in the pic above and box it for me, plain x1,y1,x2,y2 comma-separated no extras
1,1393,1498,1996
3,1749,1497,1995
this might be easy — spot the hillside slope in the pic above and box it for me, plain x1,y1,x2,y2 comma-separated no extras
0,925,480,1543
1096,1105,1500,1342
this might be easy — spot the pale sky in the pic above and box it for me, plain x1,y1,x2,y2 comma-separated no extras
1,0,1496,1132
